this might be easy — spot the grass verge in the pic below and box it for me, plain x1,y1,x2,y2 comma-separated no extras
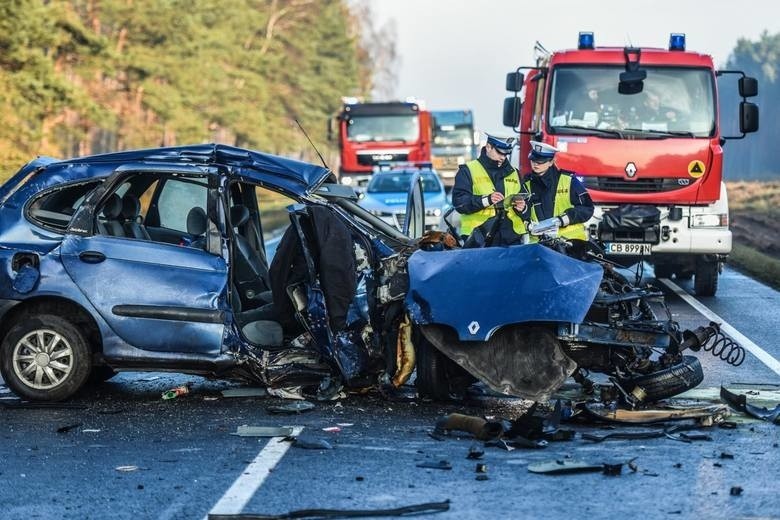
728,243,780,290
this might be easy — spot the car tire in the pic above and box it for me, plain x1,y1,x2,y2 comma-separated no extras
694,260,719,296
619,355,703,402
415,336,452,401
0,314,92,401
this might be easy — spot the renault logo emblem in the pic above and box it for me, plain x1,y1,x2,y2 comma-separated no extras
468,321,480,335
625,162,637,178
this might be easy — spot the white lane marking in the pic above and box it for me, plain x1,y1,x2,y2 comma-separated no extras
659,278,780,377
205,426,303,518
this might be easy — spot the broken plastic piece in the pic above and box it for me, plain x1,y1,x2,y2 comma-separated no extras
730,486,743,496
231,426,294,437
580,402,729,424
467,444,484,460
289,437,333,450
434,413,504,440
416,460,452,470
720,386,780,424
56,423,82,434
322,426,341,433
528,459,604,475
266,401,315,414
206,500,451,519
115,465,139,472
475,463,487,473
602,463,623,476
221,387,268,398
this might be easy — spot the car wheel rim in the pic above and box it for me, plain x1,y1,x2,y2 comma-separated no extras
12,329,74,390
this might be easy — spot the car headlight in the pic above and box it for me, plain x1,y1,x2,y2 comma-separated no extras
690,214,728,227
425,208,442,217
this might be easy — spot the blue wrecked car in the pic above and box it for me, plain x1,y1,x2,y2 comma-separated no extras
0,144,713,402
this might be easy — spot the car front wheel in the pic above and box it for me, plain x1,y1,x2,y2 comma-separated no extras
1,314,92,401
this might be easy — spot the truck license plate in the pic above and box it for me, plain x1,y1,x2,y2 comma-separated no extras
605,242,652,255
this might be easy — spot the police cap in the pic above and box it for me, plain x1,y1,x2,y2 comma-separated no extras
528,140,558,161
485,133,516,154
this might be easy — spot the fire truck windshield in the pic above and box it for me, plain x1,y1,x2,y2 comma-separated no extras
433,127,473,146
346,115,420,143
548,66,715,138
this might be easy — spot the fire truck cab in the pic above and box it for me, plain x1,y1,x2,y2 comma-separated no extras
503,33,759,296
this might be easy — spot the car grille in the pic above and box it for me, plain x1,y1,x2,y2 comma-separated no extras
357,152,409,166
582,177,688,193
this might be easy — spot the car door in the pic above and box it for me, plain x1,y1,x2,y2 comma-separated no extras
402,171,425,238
60,172,228,356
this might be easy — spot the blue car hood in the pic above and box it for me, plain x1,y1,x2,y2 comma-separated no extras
405,244,603,341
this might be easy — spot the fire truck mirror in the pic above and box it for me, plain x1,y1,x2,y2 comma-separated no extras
739,102,759,134
506,72,525,92
618,69,647,95
503,97,522,128
738,76,758,98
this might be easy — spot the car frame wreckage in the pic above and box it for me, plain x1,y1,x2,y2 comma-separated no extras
0,144,743,403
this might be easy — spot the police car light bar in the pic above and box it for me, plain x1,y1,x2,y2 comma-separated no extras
578,32,595,50
669,33,686,51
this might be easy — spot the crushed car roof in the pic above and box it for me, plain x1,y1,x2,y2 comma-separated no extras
0,144,333,201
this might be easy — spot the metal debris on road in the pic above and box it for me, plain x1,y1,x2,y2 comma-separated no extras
287,436,333,450
721,386,780,424
528,459,604,475
56,423,82,433
115,465,139,472
207,500,451,519
266,401,315,414
433,413,503,441
416,460,453,470
730,486,744,496
322,426,341,433
467,444,484,459
221,387,268,398
580,402,730,425
231,425,295,437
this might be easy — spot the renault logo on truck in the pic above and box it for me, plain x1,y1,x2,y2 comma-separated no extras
625,162,637,178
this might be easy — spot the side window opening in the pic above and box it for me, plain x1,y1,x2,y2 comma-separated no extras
27,180,103,231
95,173,209,249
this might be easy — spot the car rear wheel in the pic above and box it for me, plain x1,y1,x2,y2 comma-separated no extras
415,335,473,401
0,314,92,401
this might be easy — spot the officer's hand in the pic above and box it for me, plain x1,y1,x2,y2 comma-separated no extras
489,192,504,204
513,198,526,212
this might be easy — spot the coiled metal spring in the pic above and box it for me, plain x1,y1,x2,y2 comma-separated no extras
698,322,745,367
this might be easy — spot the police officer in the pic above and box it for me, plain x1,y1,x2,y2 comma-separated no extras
452,133,527,241
523,141,593,240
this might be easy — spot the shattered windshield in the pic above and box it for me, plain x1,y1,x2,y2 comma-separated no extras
346,115,420,143
548,66,715,138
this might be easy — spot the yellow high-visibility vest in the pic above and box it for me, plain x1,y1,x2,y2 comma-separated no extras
526,173,587,240
460,160,526,236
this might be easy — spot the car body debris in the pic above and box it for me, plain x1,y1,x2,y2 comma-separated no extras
206,500,451,520
721,386,780,424
221,388,268,398
231,426,295,438
266,401,315,414
416,460,453,470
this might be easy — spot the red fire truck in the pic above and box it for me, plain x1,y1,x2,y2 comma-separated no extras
330,99,432,190
503,33,759,296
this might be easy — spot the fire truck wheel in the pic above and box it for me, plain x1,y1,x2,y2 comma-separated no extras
694,260,719,296
653,264,675,279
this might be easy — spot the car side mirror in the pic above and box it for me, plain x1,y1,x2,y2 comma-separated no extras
740,101,759,134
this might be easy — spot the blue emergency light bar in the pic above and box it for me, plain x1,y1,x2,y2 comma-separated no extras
578,32,595,50
669,33,686,51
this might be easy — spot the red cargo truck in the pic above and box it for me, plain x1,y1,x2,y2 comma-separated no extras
503,33,759,295
330,100,432,191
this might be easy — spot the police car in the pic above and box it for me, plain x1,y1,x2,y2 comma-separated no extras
358,163,448,231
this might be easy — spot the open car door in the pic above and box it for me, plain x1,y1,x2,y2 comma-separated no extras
402,172,425,238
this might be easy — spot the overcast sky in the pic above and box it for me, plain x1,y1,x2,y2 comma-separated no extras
366,0,780,136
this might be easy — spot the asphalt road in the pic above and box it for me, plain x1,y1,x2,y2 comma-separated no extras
1,266,779,520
